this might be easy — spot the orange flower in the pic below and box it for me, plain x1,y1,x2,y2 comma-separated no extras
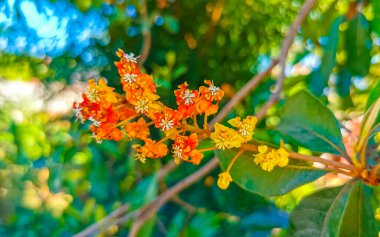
195,80,224,115
174,82,199,118
154,108,182,131
115,49,141,75
91,124,123,143
133,138,168,159
86,78,118,104
172,133,204,165
125,117,150,140
199,80,224,102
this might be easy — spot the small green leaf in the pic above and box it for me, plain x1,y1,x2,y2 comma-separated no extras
346,13,372,76
163,16,180,34
288,181,376,237
277,90,347,156
216,149,325,196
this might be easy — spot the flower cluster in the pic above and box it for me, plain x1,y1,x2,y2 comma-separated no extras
210,116,257,150
74,49,290,191
253,145,289,172
74,49,226,165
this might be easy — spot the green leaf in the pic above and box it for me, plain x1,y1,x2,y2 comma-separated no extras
288,181,376,237
320,16,346,86
366,80,380,110
136,216,156,237
308,16,345,96
373,0,380,36
167,211,187,237
216,149,325,196
128,175,158,210
163,16,180,34
336,68,351,97
346,13,372,76
277,90,347,156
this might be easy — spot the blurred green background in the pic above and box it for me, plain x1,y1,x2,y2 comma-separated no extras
0,0,379,236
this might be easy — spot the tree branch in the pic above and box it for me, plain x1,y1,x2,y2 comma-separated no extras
138,0,151,68
255,0,317,121
73,204,130,237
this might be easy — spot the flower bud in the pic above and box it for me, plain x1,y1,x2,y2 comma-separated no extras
217,172,233,190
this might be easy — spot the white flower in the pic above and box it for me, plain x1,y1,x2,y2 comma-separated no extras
172,145,183,159
86,88,98,102
159,117,174,131
135,98,149,114
124,53,138,63
182,89,195,105
208,81,220,95
134,153,146,163
89,116,101,127
123,74,137,84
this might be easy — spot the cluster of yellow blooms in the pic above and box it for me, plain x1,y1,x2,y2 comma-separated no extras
75,50,290,190
254,145,289,172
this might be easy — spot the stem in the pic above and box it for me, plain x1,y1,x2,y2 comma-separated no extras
203,115,209,131
226,150,244,172
197,147,218,153
156,130,183,145
193,114,199,128
183,124,209,135
285,165,353,177
112,114,139,128
370,163,380,180
240,144,356,172
146,121,154,126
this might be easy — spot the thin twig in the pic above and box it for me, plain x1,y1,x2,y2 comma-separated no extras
73,204,130,237
128,158,219,236
255,0,317,121
209,60,278,129
138,0,151,67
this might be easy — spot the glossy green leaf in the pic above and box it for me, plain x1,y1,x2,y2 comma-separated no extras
336,68,351,97
288,181,376,237
128,175,158,210
373,0,380,36
346,13,372,76
320,16,345,86
366,80,380,109
277,90,347,156
217,149,325,196
308,16,345,96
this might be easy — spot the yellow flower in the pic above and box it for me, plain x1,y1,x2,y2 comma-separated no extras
217,171,232,190
228,116,257,142
210,123,244,150
86,78,118,103
253,145,289,172
276,147,289,167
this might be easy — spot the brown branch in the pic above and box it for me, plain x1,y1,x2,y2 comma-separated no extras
240,143,356,171
138,0,151,68
255,0,317,121
128,158,219,236
73,204,130,237
209,60,278,129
